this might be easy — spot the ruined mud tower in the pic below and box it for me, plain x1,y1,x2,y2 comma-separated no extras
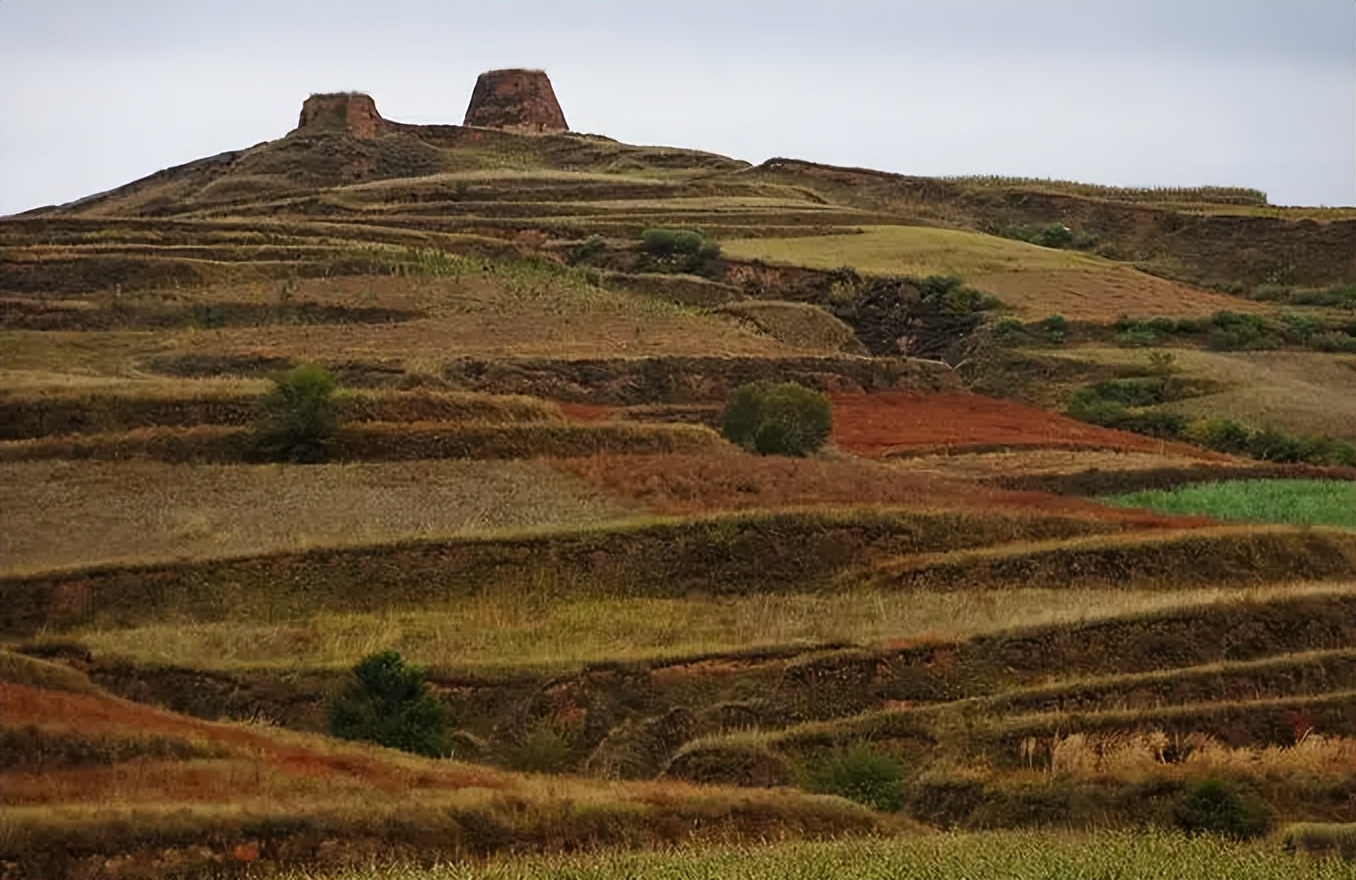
293,70,569,139
296,92,387,139
462,69,569,133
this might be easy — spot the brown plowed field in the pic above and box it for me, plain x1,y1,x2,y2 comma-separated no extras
830,391,1222,459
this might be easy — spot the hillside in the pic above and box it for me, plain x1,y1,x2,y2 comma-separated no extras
2,72,1354,878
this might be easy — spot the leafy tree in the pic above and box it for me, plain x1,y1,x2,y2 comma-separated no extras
721,381,831,457
328,650,453,758
253,363,339,463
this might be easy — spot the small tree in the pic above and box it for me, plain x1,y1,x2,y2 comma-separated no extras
1173,776,1273,840
807,744,906,812
253,363,339,463
721,381,831,457
328,650,453,758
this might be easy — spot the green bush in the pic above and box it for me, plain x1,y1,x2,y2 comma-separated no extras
1311,331,1356,353
1173,777,1273,840
328,650,453,758
253,363,339,463
807,744,906,812
572,234,606,264
640,228,720,275
1183,419,1253,455
1033,223,1074,249
1208,311,1277,351
721,381,832,457
1115,327,1163,348
507,723,575,773
993,316,1027,343
1037,314,1069,342
1090,378,1178,408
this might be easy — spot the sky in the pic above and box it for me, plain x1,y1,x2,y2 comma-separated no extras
1,1,1352,215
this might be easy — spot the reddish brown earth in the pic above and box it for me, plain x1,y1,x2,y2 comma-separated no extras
1,682,507,800
553,452,1212,529
829,391,1223,459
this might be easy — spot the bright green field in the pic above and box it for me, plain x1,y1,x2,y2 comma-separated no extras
1106,479,1355,529
284,831,1352,880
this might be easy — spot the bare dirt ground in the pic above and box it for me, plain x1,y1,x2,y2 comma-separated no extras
828,391,1222,458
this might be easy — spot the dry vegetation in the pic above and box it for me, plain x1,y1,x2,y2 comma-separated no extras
66,582,1348,677
0,460,627,574
721,226,1256,320
3,102,1354,878
1039,347,1356,441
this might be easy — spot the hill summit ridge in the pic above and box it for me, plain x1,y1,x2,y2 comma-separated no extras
292,69,568,139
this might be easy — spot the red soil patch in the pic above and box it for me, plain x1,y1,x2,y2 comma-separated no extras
830,391,1221,459
558,402,616,422
552,452,1210,529
0,683,507,798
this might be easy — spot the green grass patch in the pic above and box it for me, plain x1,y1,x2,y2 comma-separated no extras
1105,480,1355,529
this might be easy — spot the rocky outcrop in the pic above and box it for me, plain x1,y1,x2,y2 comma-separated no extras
295,93,386,140
462,69,568,134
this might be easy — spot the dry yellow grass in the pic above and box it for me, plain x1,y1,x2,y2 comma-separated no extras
69,582,1349,675
720,226,1258,320
0,460,628,574
1043,346,1356,439
0,268,841,383
722,225,1095,278
886,448,1211,481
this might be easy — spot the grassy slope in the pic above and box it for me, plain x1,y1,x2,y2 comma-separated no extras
0,675,882,878
4,122,1354,876
1036,346,1356,441
720,226,1257,320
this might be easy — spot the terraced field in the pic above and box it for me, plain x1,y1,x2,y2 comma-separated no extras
3,94,1354,877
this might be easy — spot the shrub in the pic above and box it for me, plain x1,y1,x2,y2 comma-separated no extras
640,228,720,274
1247,428,1309,463
1115,410,1188,438
993,316,1027,343
807,744,906,812
1033,223,1074,249
1065,388,1127,427
328,650,453,758
1037,314,1069,342
1090,378,1177,408
1116,327,1163,348
721,381,832,457
1311,331,1356,353
1184,419,1252,455
1208,311,1276,351
1173,776,1273,840
253,363,339,463
506,723,575,773
572,234,606,264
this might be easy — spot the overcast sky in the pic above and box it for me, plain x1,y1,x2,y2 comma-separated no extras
1,1,1352,215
